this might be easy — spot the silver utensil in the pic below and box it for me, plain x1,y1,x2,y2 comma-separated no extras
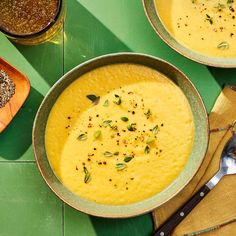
154,129,236,236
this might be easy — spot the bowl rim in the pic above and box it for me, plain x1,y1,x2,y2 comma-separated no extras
32,52,209,218
142,0,236,68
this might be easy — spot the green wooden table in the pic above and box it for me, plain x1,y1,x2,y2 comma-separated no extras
0,1,236,235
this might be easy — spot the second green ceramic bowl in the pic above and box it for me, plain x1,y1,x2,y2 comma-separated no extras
33,53,209,218
143,0,236,68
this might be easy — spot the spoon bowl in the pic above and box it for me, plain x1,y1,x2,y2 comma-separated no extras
220,133,236,175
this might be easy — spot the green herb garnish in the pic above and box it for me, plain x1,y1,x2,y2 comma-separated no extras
121,117,129,122
116,163,127,171
144,109,152,119
86,94,100,105
146,137,155,144
214,3,226,11
227,0,233,8
113,94,122,105
127,123,137,131
94,130,101,139
217,41,229,49
77,133,87,141
144,145,150,154
103,151,113,157
102,120,112,127
104,151,120,157
152,125,159,135
83,166,91,183
103,99,109,107
206,14,213,24
124,156,133,163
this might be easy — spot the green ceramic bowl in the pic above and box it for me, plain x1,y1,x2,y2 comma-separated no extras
32,53,209,218
143,0,236,68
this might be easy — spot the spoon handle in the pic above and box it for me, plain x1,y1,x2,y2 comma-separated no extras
153,185,211,236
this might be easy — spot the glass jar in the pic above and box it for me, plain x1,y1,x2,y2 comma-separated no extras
0,0,66,45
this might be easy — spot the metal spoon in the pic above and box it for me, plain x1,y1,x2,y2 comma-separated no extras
154,130,236,236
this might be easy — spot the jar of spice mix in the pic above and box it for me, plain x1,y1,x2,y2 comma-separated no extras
0,0,65,45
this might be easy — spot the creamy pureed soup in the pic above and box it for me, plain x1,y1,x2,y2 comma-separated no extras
155,0,236,57
45,64,194,205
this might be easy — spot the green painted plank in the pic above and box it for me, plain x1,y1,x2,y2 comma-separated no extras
15,31,63,87
0,30,63,161
0,163,62,236
0,33,50,95
63,1,130,73
208,67,236,87
64,205,97,236
0,87,44,161
91,214,153,236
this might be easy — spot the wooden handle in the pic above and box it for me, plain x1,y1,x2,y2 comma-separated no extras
153,185,211,236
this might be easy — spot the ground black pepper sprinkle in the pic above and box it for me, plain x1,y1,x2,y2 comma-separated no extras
0,70,15,108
